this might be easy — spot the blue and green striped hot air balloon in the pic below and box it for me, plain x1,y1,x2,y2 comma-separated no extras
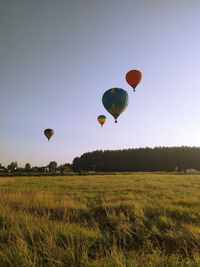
102,88,129,123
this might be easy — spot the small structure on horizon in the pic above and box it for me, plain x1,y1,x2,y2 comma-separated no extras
186,168,198,173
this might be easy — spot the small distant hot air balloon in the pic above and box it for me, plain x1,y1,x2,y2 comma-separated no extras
44,129,54,141
98,115,107,127
102,88,129,123
126,70,142,92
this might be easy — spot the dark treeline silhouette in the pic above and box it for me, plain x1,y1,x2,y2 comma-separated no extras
1,147,200,176
72,146,200,172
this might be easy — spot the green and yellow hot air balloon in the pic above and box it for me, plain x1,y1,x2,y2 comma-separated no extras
98,115,107,127
102,88,129,123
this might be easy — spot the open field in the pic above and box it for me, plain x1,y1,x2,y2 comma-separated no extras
1,173,200,266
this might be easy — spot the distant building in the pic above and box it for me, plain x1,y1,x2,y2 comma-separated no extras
0,167,6,172
186,168,198,173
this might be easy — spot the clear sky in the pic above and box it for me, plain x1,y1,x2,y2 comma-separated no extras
1,0,200,167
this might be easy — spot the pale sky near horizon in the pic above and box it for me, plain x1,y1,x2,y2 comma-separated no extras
1,0,200,167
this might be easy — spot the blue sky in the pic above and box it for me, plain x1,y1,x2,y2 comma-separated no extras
1,0,200,167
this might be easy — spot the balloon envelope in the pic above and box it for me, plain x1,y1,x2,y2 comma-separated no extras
102,88,129,123
98,115,107,127
126,70,142,91
44,129,54,141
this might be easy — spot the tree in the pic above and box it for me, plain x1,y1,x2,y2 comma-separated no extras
48,161,57,172
31,166,38,173
72,157,80,172
0,163,5,171
25,163,31,172
58,164,71,173
7,161,18,171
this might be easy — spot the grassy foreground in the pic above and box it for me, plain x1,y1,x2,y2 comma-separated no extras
0,173,200,266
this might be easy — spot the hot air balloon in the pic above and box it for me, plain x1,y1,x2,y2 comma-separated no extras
44,129,54,141
102,88,129,123
126,70,142,92
98,115,107,127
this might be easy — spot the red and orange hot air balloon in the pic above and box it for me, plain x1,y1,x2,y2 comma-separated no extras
125,70,142,92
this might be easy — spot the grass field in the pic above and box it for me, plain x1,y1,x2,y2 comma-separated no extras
0,173,200,266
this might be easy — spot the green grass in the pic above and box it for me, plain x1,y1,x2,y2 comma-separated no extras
1,173,200,266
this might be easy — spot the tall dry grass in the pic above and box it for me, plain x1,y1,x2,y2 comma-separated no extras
0,173,200,266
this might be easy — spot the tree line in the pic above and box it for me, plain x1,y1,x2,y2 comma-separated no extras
72,146,200,172
0,161,72,174
1,146,200,175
